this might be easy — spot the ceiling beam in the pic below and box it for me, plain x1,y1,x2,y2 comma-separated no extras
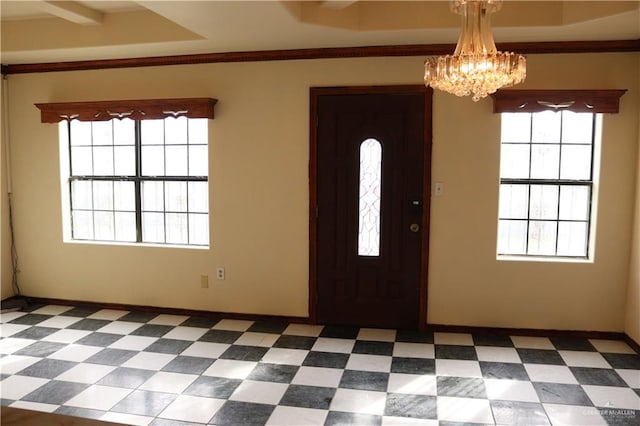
38,1,104,25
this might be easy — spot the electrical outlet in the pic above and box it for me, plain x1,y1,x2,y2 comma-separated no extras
200,275,209,288
216,267,225,280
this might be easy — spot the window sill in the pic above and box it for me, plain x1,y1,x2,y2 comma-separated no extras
497,255,593,264
63,239,209,251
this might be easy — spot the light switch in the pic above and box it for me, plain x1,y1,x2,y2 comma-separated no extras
434,182,444,196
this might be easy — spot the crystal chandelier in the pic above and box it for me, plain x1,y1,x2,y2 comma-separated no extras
424,0,526,101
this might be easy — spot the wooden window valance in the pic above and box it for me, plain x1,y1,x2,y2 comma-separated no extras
491,90,626,114
35,98,218,123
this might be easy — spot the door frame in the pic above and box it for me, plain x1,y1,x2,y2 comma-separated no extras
308,85,433,330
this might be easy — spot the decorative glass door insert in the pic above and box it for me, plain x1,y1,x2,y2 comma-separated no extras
357,138,382,256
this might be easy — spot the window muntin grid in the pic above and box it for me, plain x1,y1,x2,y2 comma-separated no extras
66,117,209,246
497,111,596,258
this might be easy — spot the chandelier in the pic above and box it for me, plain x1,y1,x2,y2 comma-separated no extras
424,0,526,101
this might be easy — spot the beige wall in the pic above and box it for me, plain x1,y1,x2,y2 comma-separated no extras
5,52,639,330
625,92,640,344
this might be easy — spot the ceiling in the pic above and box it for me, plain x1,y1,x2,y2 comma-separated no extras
1,1,639,65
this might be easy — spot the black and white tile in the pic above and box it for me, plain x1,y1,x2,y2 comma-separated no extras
1,304,639,425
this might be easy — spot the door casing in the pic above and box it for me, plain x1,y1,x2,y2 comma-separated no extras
308,85,433,330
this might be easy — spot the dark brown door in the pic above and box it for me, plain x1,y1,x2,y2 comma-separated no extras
313,86,431,329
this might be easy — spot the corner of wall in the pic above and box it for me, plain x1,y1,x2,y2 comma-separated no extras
1,77,15,301
624,90,640,346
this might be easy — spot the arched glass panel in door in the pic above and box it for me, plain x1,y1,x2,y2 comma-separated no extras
358,138,382,256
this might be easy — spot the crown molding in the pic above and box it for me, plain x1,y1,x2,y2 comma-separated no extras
2,39,639,75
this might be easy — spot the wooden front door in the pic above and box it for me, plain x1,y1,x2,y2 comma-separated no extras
311,86,432,329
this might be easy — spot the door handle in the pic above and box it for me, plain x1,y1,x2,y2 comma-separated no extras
410,223,420,233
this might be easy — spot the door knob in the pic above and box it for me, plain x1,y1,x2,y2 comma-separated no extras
410,223,420,233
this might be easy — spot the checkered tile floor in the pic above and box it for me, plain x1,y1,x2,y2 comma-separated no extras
1,303,639,425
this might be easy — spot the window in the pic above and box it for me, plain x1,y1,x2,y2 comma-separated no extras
498,111,597,257
492,89,625,259
36,98,217,247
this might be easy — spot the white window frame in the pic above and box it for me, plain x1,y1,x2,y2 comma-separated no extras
59,118,210,247
497,111,601,258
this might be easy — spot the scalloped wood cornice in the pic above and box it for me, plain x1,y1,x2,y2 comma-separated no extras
35,98,217,123
492,90,627,113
